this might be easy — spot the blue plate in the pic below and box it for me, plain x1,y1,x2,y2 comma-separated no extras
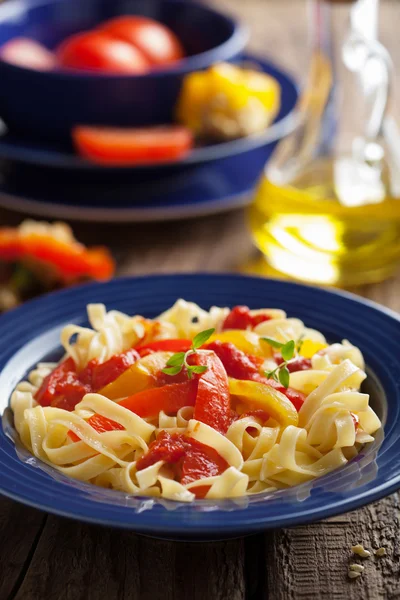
0,274,399,540
0,55,297,172
0,142,274,221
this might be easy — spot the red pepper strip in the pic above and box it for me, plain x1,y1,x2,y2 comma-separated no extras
136,339,192,357
136,431,228,499
205,341,306,412
118,380,198,419
275,355,312,373
80,348,140,390
35,357,91,410
190,352,231,435
0,229,114,281
68,414,124,442
222,306,272,331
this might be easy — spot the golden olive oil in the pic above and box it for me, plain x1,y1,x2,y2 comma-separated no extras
248,158,400,286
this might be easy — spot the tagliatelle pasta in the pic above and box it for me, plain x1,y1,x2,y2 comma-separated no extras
10,299,382,502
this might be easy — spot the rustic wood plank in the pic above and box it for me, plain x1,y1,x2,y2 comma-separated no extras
0,496,46,600
266,493,400,600
14,516,141,600
13,515,245,600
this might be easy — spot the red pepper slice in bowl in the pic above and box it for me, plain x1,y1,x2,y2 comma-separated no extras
73,125,193,166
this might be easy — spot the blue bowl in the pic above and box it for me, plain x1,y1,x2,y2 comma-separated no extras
0,0,248,140
0,274,399,540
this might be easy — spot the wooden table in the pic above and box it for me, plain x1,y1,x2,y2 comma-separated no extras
1,1,400,598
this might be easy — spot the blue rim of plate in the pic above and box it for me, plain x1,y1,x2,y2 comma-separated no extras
1,274,399,539
0,54,298,172
0,142,273,222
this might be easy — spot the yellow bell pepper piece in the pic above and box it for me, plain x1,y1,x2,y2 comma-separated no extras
229,379,298,427
99,352,172,400
299,340,327,359
176,62,280,138
208,331,272,358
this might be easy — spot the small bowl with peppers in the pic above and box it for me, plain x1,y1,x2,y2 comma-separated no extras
0,0,248,146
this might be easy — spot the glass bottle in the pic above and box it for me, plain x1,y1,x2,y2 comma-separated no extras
247,0,400,286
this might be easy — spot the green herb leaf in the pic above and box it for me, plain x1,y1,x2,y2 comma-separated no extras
192,328,215,350
264,370,279,382
189,365,208,375
261,337,284,349
281,340,295,362
161,366,182,376
165,352,186,367
279,365,290,388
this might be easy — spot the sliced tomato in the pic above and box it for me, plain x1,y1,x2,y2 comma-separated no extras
0,38,56,71
35,357,89,409
275,355,312,373
118,379,198,418
101,16,185,66
81,348,140,390
35,348,138,411
57,30,149,73
68,414,124,442
190,352,231,434
136,431,227,499
136,431,186,471
73,125,193,165
205,341,262,380
180,437,228,498
222,306,272,331
136,339,192,356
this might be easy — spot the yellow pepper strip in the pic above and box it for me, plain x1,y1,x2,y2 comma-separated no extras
229,379,299,427
99,352,173,400
299,340,327,359
208,331,273,358
176,62,280,139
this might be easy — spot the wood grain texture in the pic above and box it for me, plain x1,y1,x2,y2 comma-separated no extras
12,515,245,600
0,497,46,600
1,1,400,600
266,493,400,600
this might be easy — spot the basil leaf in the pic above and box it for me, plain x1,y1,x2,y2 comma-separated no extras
281,340,295,362
264,370,278,382
165,352,186,367
161,366,182,376
192,328,215,350
279,366,290,388
261,337,284,349
189,365,208,375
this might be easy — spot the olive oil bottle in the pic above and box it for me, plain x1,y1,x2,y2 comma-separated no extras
248,0,400,286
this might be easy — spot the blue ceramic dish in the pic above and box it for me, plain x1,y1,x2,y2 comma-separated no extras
0,0,248,140
0,54,297,171
0,274,399,540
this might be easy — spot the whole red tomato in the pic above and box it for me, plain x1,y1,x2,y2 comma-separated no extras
57,30,149,74
0,38,56,70
101,16,185,66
